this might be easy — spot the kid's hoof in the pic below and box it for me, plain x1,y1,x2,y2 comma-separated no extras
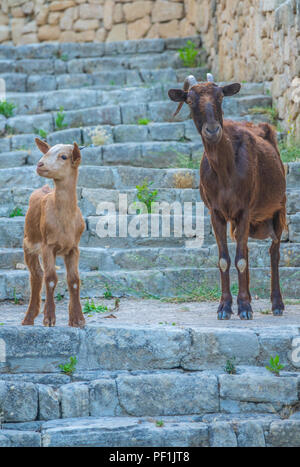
273,309,283,316
239,310,253,320
22,319,34,326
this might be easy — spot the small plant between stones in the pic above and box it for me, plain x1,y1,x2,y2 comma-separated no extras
138,118,151,125
178,40,198,67
59,356,77,376
9,206,24,218
55,106,67,130
83,299,108,314
34,128,48,139
224,357,237,375
266,355,285,376
135,178,159,214
155,420,164,427
0,100,15,118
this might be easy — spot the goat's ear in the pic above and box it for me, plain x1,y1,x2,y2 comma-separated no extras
221,83,241,97
168,89,187,102
72,142,81,167
35,137,50,154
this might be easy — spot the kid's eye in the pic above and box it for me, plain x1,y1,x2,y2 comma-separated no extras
61,155,67,160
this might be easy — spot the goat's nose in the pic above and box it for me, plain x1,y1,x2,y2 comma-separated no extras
37,162,44,167
206,126,220,134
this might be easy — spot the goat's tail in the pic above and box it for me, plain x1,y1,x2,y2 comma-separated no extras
278,197,288,233
257,122,280,156
229,221,236,241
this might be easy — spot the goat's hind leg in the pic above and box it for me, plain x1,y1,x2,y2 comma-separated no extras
270,211,285,316
64,248,85,328
22,245,43,325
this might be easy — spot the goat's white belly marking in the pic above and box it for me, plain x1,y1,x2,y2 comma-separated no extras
49,281,55,288
73,283,78,289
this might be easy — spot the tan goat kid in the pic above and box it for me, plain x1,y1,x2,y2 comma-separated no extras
22,138,86,328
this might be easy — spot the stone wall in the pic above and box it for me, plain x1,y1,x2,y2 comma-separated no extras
193,0,300,141
0,0,194,44
0,0,299,140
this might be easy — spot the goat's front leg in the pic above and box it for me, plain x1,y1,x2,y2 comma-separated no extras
64,248,85,328
42,245,57,327
211,210,233,320
22,245,43,325
234,211,253,320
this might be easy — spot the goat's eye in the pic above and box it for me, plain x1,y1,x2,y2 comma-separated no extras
61,155,67,160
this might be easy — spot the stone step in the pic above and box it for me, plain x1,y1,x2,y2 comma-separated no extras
1,265,300,301
1,414,299,447
1,241,300,272
0,66,209,93
0,113,270,154
0,37,202,61
0,323,299,373
0,186,298,218
0,165,201,190
0,367,299,427
4,81,268,116
3,95,271,135
0,163,298,192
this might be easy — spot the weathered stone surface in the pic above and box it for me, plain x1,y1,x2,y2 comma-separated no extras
267,420,300,447
85,325,189,371
0,429,41,447
0,381,38,422
38,385,60,421
209,421,237,447
182,328,260,370
237,420,265,447
219,373,298,406
59,382,89,418
117,372,219,415
89,378,121,416
41,417,209,447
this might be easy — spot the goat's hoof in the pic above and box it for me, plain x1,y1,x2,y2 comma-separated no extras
273,309,283,316
217,310,232,320
22,319,34,326
43,316,56,327
69,318,86,328
239,310,253,320
217,303,232,320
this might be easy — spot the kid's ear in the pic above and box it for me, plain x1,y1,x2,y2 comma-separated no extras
72,141,81,167
35,137,50,154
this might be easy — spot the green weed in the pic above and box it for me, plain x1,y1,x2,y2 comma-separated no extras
59,356,77,375
266,355,285,376
0,100,15,118
9,207,24,218
178,40,198,67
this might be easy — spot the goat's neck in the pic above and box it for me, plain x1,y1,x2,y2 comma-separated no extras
53,173,78,217
203,131,235,182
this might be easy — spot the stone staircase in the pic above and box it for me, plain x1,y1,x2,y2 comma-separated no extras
0,38,299,447
0,37,299,302
0,323,300,447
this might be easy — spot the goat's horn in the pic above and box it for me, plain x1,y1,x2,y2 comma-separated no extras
173,75,198,118
207,73,214,82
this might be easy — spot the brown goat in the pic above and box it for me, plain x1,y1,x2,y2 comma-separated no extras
168,75,286,320
22,138,86,327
